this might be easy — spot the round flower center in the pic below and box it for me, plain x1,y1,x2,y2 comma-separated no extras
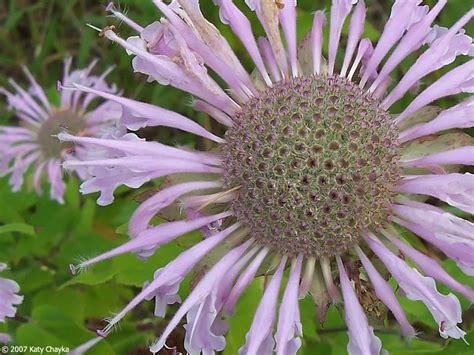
37,109,84,158
223,75,400,257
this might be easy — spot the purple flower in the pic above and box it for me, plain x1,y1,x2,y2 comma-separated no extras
0,60,121,203
0,263,22,343
66,1,474,354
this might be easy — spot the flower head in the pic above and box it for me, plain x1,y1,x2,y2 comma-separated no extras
0,263,23,343
66,1,474,354
0,60,121,203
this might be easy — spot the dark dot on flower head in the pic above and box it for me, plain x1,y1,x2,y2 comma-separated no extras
350,130,360,139
263,196,273,206
299,221,309,231
266,134,277,143
313,113,322,123
329,141,340,151
267,181,276,190
258,162,267,172
318,175,328,186
291,159,301,169
293,193,303,205
270,118,281,127
283,126,293,136
292,113,301,121
341,194,351,204
323,159,334,170
315,129,325,139
348,142,358,152
274,164,285,175
352,172,362,182
279,146,289,157
295,142,306,152
278,195,288,206
329,190,339,200
301,175,310,185
313,231,324,239
322,204,331,214
311,145,323,154
368,172,377,182
298,127,308,138
357,158,367,167
305,208,314,218
307,157,317,168
337,210,347,219
285,228,297,238
242,171,251,181
262,147,273,158
252,141,262,151
245,155,254,165
336,174,346,185
256,177,265,188
316,86,326,95
344,115,354,124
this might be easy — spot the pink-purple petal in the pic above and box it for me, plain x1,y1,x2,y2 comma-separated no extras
336,256,383,355
341,0,366,77
399,97,474,142
397,173,474,214
395,59,474,124
239,257,287,355
311,11,326,75
365,234,467,340
383,230,474,302
93,223,240,337
356,246,415,337
150,239,253,354
275,255,303,355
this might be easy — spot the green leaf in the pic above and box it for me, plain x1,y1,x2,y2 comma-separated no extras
0,223,35,236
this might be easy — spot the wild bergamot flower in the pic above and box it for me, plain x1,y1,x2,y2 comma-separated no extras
64,1,473,353
0,60,121,203
0,263,22,344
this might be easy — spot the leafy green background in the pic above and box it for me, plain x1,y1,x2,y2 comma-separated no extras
0,0,473,354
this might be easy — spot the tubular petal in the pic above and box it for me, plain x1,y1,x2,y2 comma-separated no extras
336,256,383,355
366,234,467,340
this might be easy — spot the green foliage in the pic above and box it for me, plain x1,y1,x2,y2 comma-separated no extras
0,0,473,354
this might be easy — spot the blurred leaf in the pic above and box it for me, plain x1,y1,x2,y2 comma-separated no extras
0,223,35,236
